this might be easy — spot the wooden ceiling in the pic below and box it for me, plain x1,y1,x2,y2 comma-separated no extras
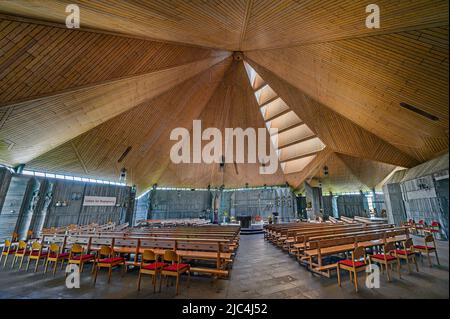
0,1,448,195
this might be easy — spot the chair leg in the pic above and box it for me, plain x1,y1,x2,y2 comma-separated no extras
187,270,190,288
10,255,16,269
414,255,419,272
3,254,8,268
435,251,440,265
34,258,40,272
354,271,358,293
386,263,391,282
427,251,432,267
396,261,401,279
80,262,84,273
26,257,31,271
405,256,411,273
176,274,180,296
44,259,49,274
61,259,65,270
19,256,24,270
93,265,98,285
159,274,163,292
53,260,58,276
137,272,142,291
337,265,341,287
108,267,112,283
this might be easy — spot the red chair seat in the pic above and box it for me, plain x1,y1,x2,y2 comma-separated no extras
14,249,28,255
163,263,190,272
30,251,48,257
98,257,124,264
395,249,414,256
71,254,95,260
142,262,168,270
413,245,435,250
371,254,396,261
49,252,70,259
338,259,366,268
2,249,17,255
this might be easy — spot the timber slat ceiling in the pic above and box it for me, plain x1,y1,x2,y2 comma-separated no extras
0,1,448,195
0,1,447,50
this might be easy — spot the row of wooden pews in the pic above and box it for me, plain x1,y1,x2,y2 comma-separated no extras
39,225,240,278
264,219,440,291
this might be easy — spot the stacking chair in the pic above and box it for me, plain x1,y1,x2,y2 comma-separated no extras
159,250,190,295
413,234,440,267
67,243,95,273
337,246,367,292
93,246,126,284
391,238,419,274
369,241,401,282
44,243,70,275
11,240,28,270
26,242,48,272
11,232,19,243
1,240,17,267
137,250,167,292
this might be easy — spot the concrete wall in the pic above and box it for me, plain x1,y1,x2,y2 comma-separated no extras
336,195,368,218
383,153,449,239
0,168,133,241
134,187,297,224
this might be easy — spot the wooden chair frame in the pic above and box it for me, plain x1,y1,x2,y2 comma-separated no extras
1,240,16,268
11,240,28,270
337,246,367,292
369,241,401,282
26,241,48,272
391,238,419,274
414,234,440,267
159,250,190,296
44,243,69,276
137,250,166,292
93,245,126,284
67,243,95,273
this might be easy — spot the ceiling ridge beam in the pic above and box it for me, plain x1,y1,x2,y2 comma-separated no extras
264,108,291,122
280,150,322,164
244,21,449,52
238,0,254,50
0,13,226,51
0,53,231,109
272,122,304,135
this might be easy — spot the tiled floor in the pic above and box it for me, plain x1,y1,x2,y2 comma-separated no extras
0,234,448,299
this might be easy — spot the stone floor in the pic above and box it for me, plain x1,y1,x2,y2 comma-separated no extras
0,234,448,299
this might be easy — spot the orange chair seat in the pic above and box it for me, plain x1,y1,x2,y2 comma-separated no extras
98,257,124,264
338,259,366,268
371,254,396,261
142,262,167,270
163,263,189,272
71,254,95,260
413,245,435,250
30,251,48,257
395,249,414,256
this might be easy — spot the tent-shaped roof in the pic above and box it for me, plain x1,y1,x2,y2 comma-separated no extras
0,1,448,195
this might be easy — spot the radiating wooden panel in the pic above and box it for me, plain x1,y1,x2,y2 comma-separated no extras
285,147,333,189
156,60,286,189
243,0,449,50
246,26,449,161
27,58,233,188
246,57,421,168
0,1,247,50
1,1,447,50
337,153,398,189
307,153,370,194
0,17,227,105
0,54,229,166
